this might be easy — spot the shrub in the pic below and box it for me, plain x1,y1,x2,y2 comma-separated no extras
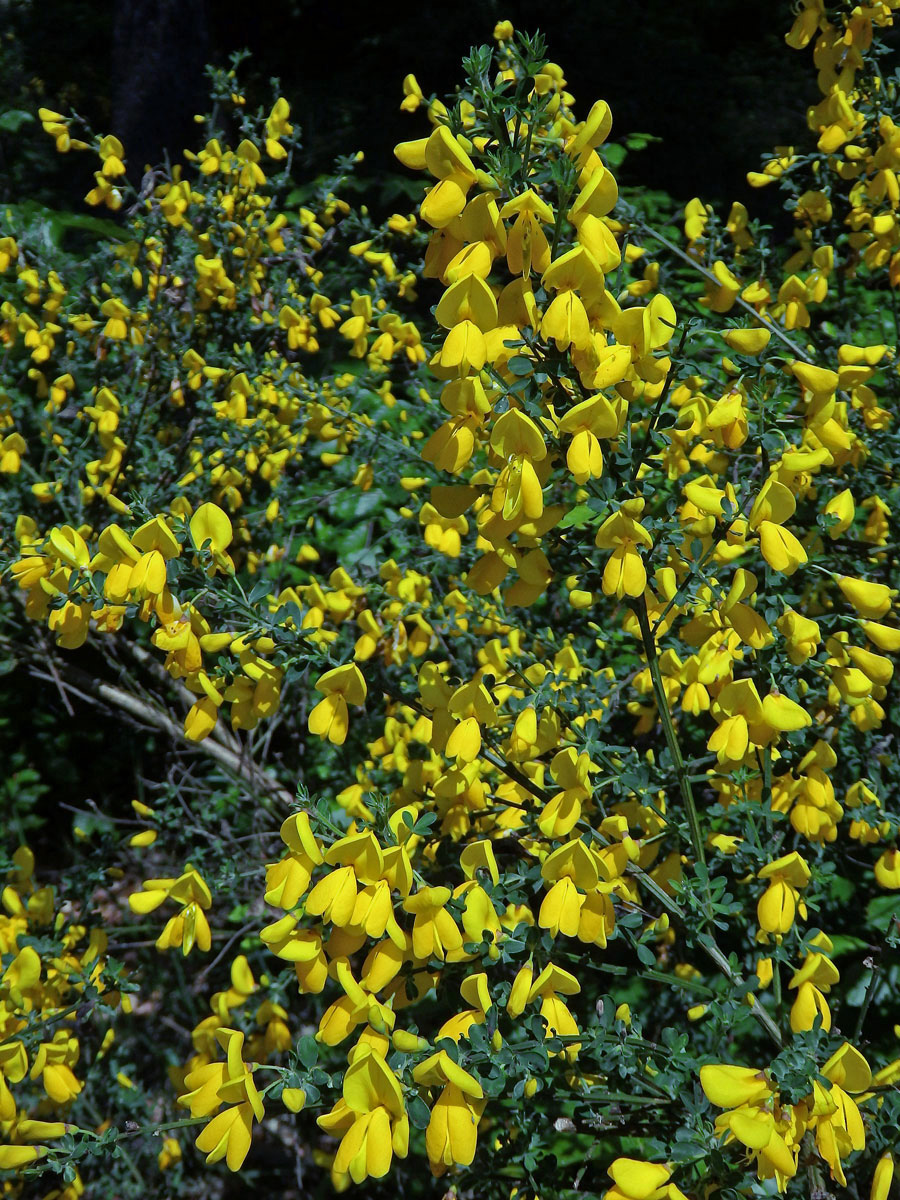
2,6,900,1198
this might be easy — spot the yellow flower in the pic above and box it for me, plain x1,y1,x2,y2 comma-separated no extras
399,73,424,113
606,1158,672,1200
189,502,234,575
0,432,26,473
414,1051,485,1171
757,852,811,935
435,274,497,331
30,1040,82,1104
265,97,293,158
235,139,265,188
707,678,762,763
777,609,821,663
195,1103,254,1171
811,1043,871,1185
156,901,212,955
595,505,653,599
158,1136,182,1170
129,866,213,954
0,1146,46,1168
430,320,487,376
838,575,895,619
790,360,838,396
700,1064,798,1181
747,479,807,574
506,961,534,1018
874,847,900,888
871,1154,894,1200
318,1050,408,1184
265,812,324,909
723,327,770,354
403,887,463,961
684,197,710,242
501,190,553,276
557,395,622,483
489,408,548,522
98,134,126,177
183,1030,264,1171
308,663,368,745
85,171,122,210
823,488,855,537
526,963,581,1058
2,945,41,1006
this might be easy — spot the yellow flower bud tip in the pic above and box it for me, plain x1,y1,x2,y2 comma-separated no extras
723,327,771,355
0,1146,46,1168
615,1003,631,1026
281,1086,307,1113
129,830,158,848
871,1154,895,1200
607,1158,671,1199
700,1063,771,1109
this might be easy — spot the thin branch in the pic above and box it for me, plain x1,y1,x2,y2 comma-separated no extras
630,217,815,364
6,638,294,812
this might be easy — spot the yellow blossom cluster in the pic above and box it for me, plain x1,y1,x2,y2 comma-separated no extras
3,7,900,1198
0,850,130,1179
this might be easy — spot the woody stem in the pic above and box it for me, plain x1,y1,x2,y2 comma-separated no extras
635,595,709,888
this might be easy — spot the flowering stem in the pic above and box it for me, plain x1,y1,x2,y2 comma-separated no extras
650,538,719,638
550,178,576,260
854,957,879,1041
762,745,773,809
79,1098,144,1185
631,217,815,364
630,858,784,1049
630,328,688,483
635,596,707,877
120,1116,206,1136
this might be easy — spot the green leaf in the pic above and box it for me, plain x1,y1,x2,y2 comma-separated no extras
0,109,35,133
3,201,125,249
636,942,657,967
558,504,595,530
297,1034,318,1069
408,1094,431,1129
625,131,662,152
827,934,867,957
248,578,273,603
867,893,900,931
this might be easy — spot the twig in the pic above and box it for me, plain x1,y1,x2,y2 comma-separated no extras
630,217,815,364
635,596,707,875
8,639,294,812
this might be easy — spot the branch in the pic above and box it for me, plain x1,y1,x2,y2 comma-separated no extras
630,216,815,364
4,636,294,812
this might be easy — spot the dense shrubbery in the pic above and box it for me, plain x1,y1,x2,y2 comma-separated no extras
2,5,900,1198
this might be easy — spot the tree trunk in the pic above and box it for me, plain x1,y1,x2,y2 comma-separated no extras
112,0,209,175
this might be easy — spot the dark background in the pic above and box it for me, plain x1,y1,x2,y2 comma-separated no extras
6,0,817,211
